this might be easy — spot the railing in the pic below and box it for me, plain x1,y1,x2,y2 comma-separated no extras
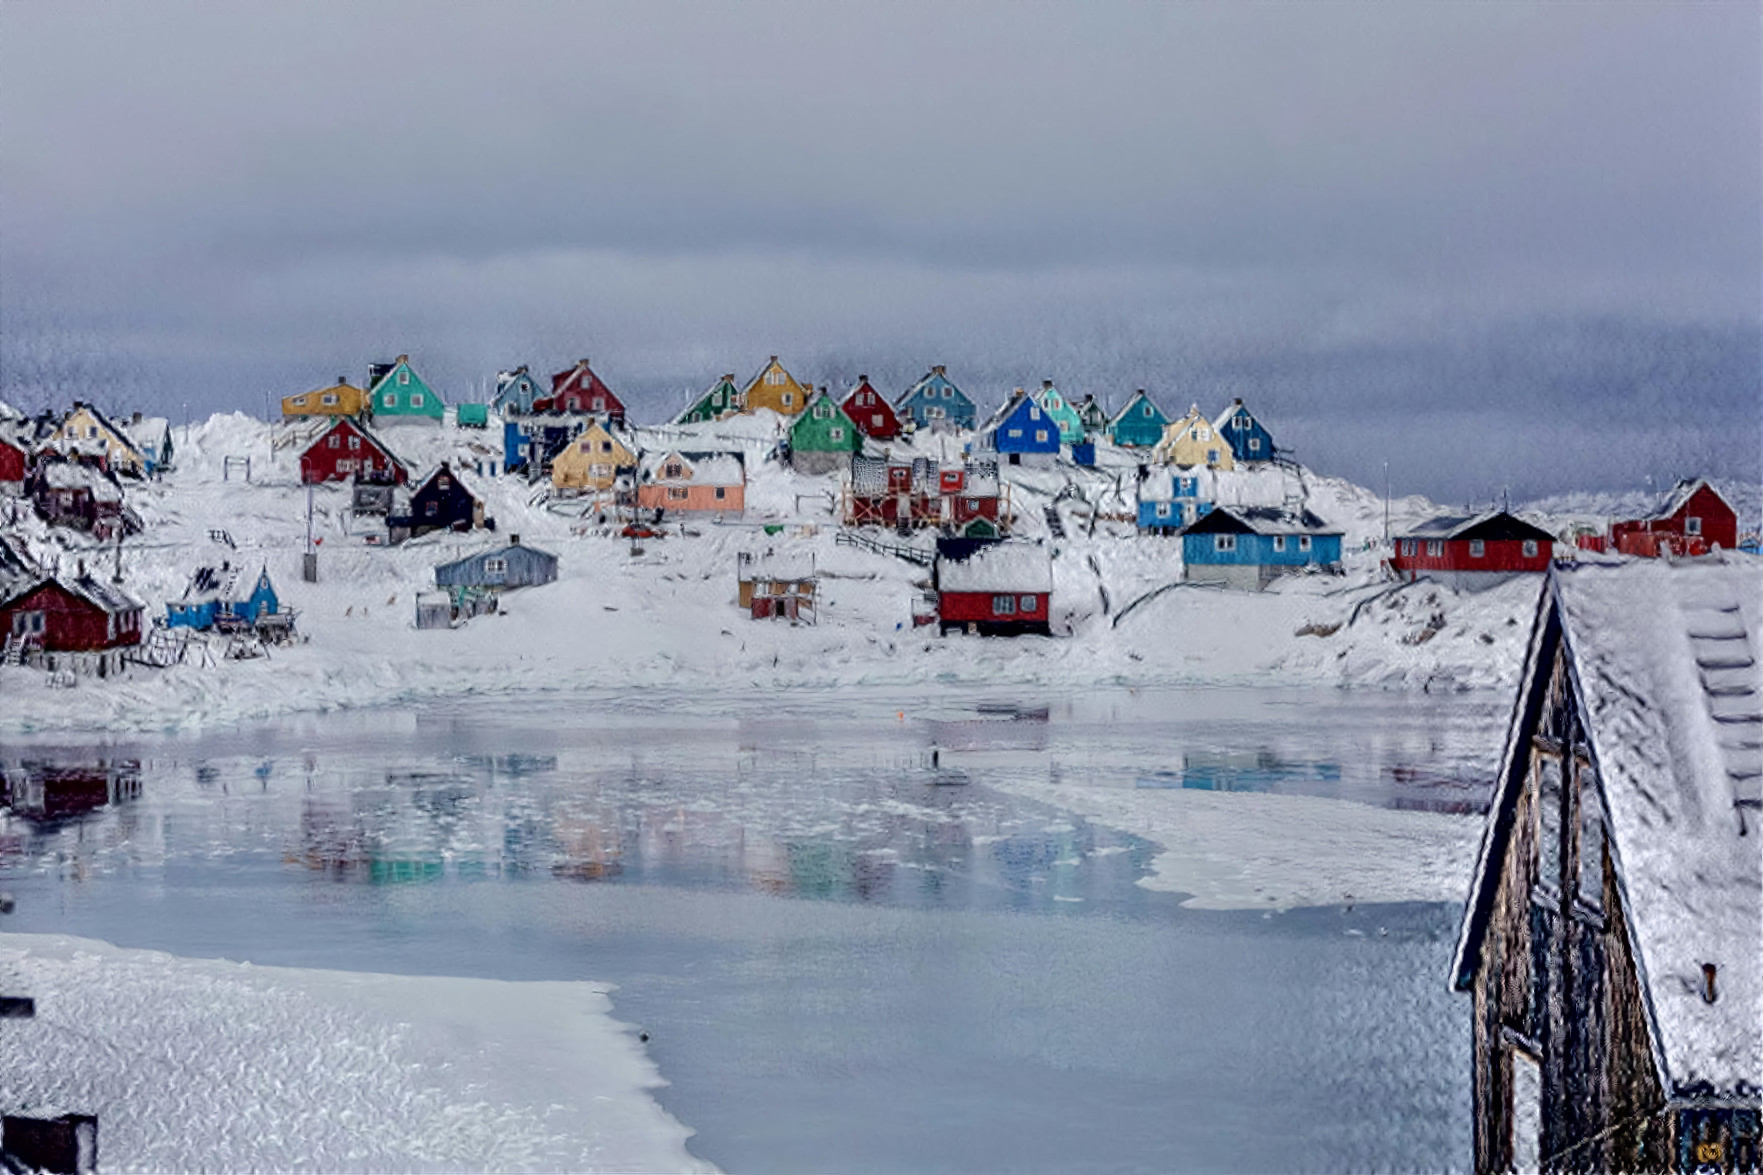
835,530,934,566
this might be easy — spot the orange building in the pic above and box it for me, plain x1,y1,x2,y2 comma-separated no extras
742,356,811,417
635,450,746,516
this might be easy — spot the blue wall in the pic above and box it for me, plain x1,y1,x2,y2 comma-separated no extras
900,373,976,430
1216,407,1275,462
988,398,1061,454
1182,531,1341,566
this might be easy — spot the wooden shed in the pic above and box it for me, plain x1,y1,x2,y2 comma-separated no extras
1451,559,1760,1173
934,538,1053,636
433,535,558,591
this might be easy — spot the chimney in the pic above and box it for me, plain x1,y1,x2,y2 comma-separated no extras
337,376,348,387
1234,397,1244,406
722,373,736,383
132,411,143,425
1703,962,1718,1004
769,355,779,363
509,533,520,547
858,375,868,384
1042,380,1053,389
579,358,591,368
933,365,945,375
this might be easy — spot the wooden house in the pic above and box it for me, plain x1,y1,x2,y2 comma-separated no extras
1075,395,1110,436
1392,511,1556,590
1610,479,1739,557
843,455,1006,534
50,403,151,476
26,459,133,539
1214,398,1275,464
677,374,743,424
742,356,810,417
934,538,1053,636
1109,390,1169,449
1152,405,1235,470
282,379,369,422
544,358,626,425
979,388,1060,467
0,570,144,656
896,366,976,432
367,355,443,422
1136,467,1215,534
1032,381,1085,444
393,462,484,540
736,550,817,622
1180,506,1343,591
789,388,862,474
550,421,635,491
1450,560,1760,1173
0,435,27,492
166,563,285,633
120,413,174,473
299,417,407,485
841,376,902,441
636,450,746,516
503,418,583,477
434,535,558,590
492,366,546,417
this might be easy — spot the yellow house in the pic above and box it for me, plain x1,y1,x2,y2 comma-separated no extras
742,356,810,417
51,403,150,476
1152,405,1235,470
282,379,369,420
551,420,635,491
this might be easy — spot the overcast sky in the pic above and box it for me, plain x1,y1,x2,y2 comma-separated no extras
2,2,1757,502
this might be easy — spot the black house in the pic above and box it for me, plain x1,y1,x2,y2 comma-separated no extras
391,463,485,542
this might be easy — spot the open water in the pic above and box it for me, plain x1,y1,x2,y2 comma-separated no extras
0,686,1505,1172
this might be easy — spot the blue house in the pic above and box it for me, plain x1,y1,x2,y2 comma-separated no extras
1181,506,1342,591
434,536,559,590
896,366,976,431
979,389,1061,467
1110,390,1169,448
1214,398,1276,464
166,563,280,629
492,366,546,416
1136,468,1215,535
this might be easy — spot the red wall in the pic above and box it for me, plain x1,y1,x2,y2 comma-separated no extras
937,589,1050,624
1612,485,1737,553
300,423,405,485
0,581,141,651
1391,539,1550,576
0,439,25,482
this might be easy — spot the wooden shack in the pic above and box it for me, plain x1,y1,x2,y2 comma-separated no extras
736,550,816,623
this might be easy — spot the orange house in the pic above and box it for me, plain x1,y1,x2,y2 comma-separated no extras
636,450,746,517
742,356,810,417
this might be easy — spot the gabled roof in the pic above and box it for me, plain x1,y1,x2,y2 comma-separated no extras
61,404,147,465
981,388,1036,433
1654,478,1732,522
1110,390,1166,428
435,541,558,575
308,416,405,467
1182,505,1339,537
1453,560,1762,1097
896,368,971,408
639,449,745,485
67,572,143,615
0,536,42,604
1398,509,1555,543
1213,399,1261,430
177,563,242,605
936,540,1053,594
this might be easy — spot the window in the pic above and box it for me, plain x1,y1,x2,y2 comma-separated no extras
1007,428,1022,439
668,487,688,501
348,436,361,451
424,502,438,517
1534,752,1564,895
872,415,884,427
1029,407,1041,421
398,370,410,385
1207,449,1219,465
1156,503,1171,519
1426,540,1443,557
384,393,396,407
1035,430,1048,443
1142,404,1152,416
1248,438,1261,452
942,387,952,398
966,497,979,510
782,394,793,407
927,406,944,419
437,477,450,490
1685,516,1702,535
591,398,604,411
1198,427,1211,441
322,394,338,406
1215,534,1236,552
1272,535,1286,552
328,435,340,449
815,404,832,419
1402,540,1415,556
665,463,684,479
600,441,613,453
992,595,1016,615
1298,535,1312,552
411,394,424,407
484,557,507,575
590,463,610,477
829,427,845,441
1019,595,1037,611
1523,539,1539,558
1470,540,1485,558
767,371,784,385
293,396,309,407
1577,763,1604,911
714,487,727,500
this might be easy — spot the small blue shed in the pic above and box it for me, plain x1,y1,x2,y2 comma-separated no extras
1181,506,1342,591
166,563,280,630
434,537,558,590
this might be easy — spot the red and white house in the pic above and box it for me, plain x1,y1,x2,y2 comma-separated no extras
840,376,902,441
1390,510,1557,590
1,572,144,655
299,418,408,485
934,539,1053,636
1609,478,1737,557
543,359,626,425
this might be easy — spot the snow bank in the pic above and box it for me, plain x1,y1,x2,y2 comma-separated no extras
0,933,712,1174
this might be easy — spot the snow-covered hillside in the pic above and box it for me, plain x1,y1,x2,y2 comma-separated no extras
3,409,1745,735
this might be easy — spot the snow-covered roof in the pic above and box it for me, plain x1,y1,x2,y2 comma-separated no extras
178,564,243,605
639,450,745,486
1399,510,1554,543
1654,478,1725,522
937,542,1053,593
0,536,42,605
1187,505,1339,536
738,550,815,582
1109,390,1162,428
1563,560,1760,1094
122,417,170,449
37,461,123,501
68,573,143,615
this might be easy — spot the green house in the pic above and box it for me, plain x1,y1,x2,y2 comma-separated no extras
1033,380,1085,444
455,403,489,429
369,355,444,421
788,389,861,474
678,374,741,424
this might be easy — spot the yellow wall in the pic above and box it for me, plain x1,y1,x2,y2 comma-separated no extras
1153,408,1235,470
551,422,634,490
282,383,368,419
53,406,145,475
743,358,810,417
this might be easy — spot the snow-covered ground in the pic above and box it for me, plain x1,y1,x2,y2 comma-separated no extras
0,409,1621,735
0,933,710,1174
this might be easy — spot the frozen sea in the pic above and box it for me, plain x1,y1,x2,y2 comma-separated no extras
0,686,1506,1172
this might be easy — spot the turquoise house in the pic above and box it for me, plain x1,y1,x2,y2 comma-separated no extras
1110,390,1169,448
1032,381,1085,444
368,355,444,421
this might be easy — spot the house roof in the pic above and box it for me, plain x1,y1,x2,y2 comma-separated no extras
896,369,970,408
1654,478,1729,522
1182,505,1339,537
0,536,42,605
178,563,242,605
1454,560,1762,1097
70,404,147,464
67,572,143,615
1213,400,1259,430
639,450,745,486
37,460,124,502
1399,509,1555,543
1110,390,1164,428
936,541,1053,593
434,541,559,576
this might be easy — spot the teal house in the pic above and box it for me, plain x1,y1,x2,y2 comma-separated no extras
1109,390,1169,448
368,355,444,422
1032,381,1085,444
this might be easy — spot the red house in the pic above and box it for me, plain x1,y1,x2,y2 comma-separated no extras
935,539,1053,636
841,376,902,440
1,572,144,654
0,435,26,488
542,359,626,424
1610,478,1737,557
1391,510,1557,590
844,455,1006,534
299,418,408,485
